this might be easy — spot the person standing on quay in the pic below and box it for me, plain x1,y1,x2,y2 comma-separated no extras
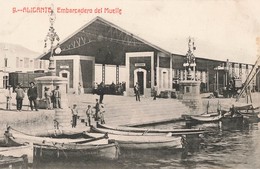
153,85,158,100
78,82,82,95
53,86,61,108
27,82,38,111
94,99,100,121
98,82,105,104
134,82,140,101
99,104,106,124
15,84,24,111
44,87,52,109
85,105,93,126
71,104,78,128
5,85,12,110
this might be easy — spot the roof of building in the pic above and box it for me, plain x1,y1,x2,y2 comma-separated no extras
38,16,255,67
38,16,171,64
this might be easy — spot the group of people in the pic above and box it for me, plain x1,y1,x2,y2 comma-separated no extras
5,82,62,111
13,82,38,111
44,85,61,109
70,98,106,128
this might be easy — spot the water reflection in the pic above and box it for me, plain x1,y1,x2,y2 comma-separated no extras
34,122,260,169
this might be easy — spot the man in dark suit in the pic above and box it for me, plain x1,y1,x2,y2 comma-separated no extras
134,82,140,101
27,82,38,111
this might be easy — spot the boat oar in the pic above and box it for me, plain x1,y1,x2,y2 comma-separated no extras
207,101,210,114
77,132,108,144
142,129,150,135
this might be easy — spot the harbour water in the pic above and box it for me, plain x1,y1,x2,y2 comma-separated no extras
33,121,260,169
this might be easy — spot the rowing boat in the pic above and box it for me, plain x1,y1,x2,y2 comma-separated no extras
91,125,204,137
4,127,119,160
33,142,119,160
0,155,28,169
0,145,33,164
85,128,183,150
4,128,105,147
96,123,205,135
189,114,222,123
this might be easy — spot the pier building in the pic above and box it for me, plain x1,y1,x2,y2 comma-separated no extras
36,16,259,95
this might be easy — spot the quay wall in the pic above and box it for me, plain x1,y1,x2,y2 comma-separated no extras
0,110,55,142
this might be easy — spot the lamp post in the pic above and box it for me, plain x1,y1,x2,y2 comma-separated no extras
44,5,61,76
183,37,196,80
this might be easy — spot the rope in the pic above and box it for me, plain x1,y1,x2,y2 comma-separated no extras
8,126,34,136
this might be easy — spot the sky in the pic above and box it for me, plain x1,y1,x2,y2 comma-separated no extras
1,0,260,64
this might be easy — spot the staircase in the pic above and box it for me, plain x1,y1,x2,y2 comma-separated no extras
68,94,191,126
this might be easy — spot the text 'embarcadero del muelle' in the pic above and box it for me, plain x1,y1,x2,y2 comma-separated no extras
12,7,122,15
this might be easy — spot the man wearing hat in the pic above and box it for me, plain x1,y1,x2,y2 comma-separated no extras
27,82,38,111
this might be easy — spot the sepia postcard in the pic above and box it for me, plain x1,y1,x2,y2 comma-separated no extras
0,0,260,168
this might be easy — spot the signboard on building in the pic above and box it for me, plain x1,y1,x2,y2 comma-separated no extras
135,63,146,67
60,65,69,69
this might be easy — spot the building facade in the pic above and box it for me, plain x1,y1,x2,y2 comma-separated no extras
39,17,259,95
0,43,48,89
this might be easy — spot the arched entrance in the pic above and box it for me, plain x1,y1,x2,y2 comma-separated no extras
134,68,146,95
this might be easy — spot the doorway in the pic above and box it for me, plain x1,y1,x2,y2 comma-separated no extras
161,69,169,89
59,70,70,93
134,68,146,96
137,72,144,95
61,73,67,78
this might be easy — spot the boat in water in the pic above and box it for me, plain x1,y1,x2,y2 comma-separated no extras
4,127,119,160
189,112,223,123
0,155,29,169
0,145,33,166
86,126,183,150
96,123,205,135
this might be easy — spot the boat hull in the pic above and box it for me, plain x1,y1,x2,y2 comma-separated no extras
4,128,119,160
0,145,33,164
34,143,119,160
0,155,28,169
189,115,222,123
96,123,204,135
85,131,182,150
220,115,244,130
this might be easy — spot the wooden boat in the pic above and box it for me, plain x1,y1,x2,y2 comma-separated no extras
189,113,222,123
86,128,183,150
96,123,205,135
4,127,119,160
235,104,259,123
91,125,204,137
34,126,91,138
91,125,166,136
4,129,106,147
33,141,119,160
0,145,33,164
220,114,244,130
187,100,223,123
0,155,28,169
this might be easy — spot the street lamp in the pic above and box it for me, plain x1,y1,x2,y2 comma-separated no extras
44,5,61,76
183,37,196,80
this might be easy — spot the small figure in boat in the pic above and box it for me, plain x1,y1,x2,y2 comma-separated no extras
230,105,236,117
71,104,78,128
229,105,242,117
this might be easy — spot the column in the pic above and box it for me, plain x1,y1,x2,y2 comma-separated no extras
102,64,105,83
